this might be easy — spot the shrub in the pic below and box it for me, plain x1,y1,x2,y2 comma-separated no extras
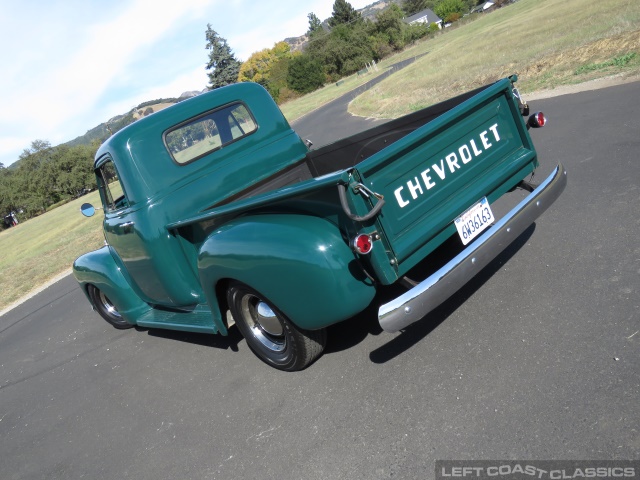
287,55,326,94
446,12,461,23
276,87,301,105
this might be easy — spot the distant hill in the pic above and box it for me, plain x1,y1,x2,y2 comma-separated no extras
359,0,403,19
64,93,204,148
65,120,121,148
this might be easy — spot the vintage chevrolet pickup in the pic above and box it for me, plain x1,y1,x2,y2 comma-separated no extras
74,76,566,370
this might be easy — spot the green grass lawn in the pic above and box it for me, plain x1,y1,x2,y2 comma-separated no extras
0,191,105,311
1,0,638,312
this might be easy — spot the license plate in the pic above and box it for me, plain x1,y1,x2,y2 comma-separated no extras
454,197,495,245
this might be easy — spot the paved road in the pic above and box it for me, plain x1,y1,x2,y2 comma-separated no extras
1,81,638,480
292,55,423,145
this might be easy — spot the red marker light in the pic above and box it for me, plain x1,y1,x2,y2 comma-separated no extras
353,234,373,254
528,112,547,128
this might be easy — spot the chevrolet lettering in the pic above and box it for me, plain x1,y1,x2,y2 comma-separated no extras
74,76,566,371
394,123,502,208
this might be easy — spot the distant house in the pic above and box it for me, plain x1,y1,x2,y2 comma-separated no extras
471,1,498,13
404,8,443,28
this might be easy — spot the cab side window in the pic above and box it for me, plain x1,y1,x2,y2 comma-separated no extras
96,159,128,212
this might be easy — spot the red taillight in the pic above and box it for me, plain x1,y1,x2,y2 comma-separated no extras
353,234,373,254
528,112,546,128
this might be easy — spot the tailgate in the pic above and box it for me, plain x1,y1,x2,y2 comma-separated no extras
353,78,538,279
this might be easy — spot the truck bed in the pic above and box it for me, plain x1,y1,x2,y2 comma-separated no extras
306,85,485,176
212,85,487,207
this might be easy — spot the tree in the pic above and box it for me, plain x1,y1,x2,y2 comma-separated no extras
1,139,97,221
287,55,325,94
238,41,291,85
238,42,293,102
328,0,361,28
371,4,407,52
0,167,17,228
310,22,374,79
307,12,323,36
14,140,55,215
205,24,241,90
268,55,299,104
239,49,274,85
434,0,467,22
49,144,95,199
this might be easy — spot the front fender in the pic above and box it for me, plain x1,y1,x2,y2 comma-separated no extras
73,246,150,323
198,214,377,330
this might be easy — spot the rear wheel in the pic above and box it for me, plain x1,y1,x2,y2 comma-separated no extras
87,285,132,329
226,282,326,371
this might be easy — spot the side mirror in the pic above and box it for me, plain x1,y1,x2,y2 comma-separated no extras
80,203,96,217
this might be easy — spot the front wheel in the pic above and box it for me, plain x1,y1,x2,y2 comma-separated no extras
87,285,132,329
226,282,326,371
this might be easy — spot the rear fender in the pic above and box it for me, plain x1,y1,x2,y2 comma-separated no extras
198,214,377,330
73,246,150,323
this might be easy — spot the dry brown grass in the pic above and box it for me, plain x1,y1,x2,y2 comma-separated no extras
132,102,175,120
349,0,640,118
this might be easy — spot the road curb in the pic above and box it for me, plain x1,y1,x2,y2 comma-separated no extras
0,270,72,317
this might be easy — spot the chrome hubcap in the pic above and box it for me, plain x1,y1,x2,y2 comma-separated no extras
240,294,285,352
98,291,122,318
256,302,283,336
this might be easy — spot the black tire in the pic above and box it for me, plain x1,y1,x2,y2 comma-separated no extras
87,285,132,330
226,282,326,371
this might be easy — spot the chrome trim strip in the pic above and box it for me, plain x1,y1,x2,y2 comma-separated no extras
378,164,567,333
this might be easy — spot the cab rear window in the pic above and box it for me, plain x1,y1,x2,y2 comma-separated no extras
164,103,257,165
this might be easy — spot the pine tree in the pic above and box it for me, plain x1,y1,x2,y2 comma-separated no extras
205,25,241,90
307,12,323,36
328,0,361,28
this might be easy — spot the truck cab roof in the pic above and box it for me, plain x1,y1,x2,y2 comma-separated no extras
95,82,307,207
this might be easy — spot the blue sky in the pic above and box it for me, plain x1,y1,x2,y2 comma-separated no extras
0,0,372,167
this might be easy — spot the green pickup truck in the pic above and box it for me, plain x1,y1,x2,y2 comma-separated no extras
74,76,566,371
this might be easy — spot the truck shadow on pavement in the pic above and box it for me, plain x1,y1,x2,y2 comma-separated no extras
325,224,536,363
136,324,243,352
368,224,536,364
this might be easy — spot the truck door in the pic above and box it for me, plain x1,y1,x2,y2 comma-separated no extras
95,156,175,305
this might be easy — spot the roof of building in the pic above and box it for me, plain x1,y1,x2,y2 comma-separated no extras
404,8,442,24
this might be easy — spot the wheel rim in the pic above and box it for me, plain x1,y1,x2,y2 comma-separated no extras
239,294,286,352
98,290,122,319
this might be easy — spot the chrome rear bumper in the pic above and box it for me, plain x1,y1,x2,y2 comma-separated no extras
378,164,567,333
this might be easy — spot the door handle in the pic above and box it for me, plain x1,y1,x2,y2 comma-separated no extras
120,221,135,234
